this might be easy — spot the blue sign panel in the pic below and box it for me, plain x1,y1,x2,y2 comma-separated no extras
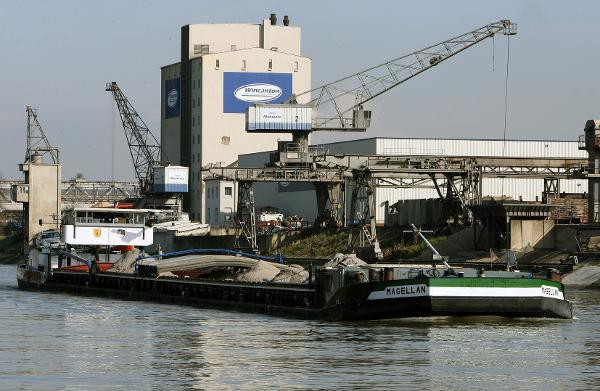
223,72,292,113
165,78,180,118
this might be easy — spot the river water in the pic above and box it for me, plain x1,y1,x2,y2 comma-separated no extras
1,265,599,390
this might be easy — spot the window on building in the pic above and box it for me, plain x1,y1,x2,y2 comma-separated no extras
194,44,209,55
192,80,195,89
231,44,237,51
225,186,232,196
192,117,195,127
224,207,233,221
215,208,219,222
242,60,246,71
268,59,273,71
206,208,211,222
221,136,230,145
294,61,299,72
215,59,220,70
270,47,278,51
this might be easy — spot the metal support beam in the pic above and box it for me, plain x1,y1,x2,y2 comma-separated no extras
346,173,382,259
234,181,258,253
314,182,343,227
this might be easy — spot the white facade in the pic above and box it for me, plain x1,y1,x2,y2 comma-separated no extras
204,179,237,227
62,225,153,247
235,137,587,224
161,16,312,223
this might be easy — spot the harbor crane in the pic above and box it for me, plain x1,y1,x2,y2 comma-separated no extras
25,106,59,164
249,19,516,164
106,82,162,193
234,19,517,254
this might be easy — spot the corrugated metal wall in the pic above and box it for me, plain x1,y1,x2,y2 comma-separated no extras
376,138,586,158
372,138,587,223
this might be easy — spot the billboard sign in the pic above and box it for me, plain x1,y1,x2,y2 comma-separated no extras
165,78,180,118
224,72,292,113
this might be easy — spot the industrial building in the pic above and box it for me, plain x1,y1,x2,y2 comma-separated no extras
227,137,587,226
157,16,587,233
160,14,312,222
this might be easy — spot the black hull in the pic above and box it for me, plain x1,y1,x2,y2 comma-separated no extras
328,296,573,321
17,268,573,321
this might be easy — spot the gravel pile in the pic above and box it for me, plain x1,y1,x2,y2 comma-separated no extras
323,253,367,268
236,260,281,283
271,264,309,284
108,248,142,274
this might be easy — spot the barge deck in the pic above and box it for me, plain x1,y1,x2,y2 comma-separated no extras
17,265,573,320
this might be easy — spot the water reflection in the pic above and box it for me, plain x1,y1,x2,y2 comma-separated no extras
1,265,599,390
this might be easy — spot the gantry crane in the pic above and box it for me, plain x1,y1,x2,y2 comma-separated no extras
236,19,517,254
106,82,162,193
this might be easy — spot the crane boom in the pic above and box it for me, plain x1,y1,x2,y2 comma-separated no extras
25,106,59,164
294,19,516,130
106,82,162,193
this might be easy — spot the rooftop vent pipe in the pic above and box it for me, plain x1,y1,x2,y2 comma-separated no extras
283,15,290,26
270,13,277,25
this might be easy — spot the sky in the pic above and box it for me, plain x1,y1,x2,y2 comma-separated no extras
1,0,599,181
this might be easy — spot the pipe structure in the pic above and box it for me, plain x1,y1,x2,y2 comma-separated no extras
410,224,451,270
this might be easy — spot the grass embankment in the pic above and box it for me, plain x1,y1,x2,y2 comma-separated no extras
276,228,446,260
0,235,24,264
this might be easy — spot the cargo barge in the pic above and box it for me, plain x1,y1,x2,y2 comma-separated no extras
17,262,573,320
17,208,573,320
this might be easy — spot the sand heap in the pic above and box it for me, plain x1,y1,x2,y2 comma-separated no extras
323,253,367,268
108,248,142,274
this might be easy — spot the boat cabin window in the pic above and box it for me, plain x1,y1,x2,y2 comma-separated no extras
66,209,147,226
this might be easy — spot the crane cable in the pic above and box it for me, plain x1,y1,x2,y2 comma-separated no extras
492,35,495,72
501,35,511,197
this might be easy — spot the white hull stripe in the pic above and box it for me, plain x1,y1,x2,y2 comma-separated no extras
368,284,564,301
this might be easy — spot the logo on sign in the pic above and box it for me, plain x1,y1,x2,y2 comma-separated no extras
234,83,282,103
167,89,179,108
93,229,101,238
261,110,283,120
